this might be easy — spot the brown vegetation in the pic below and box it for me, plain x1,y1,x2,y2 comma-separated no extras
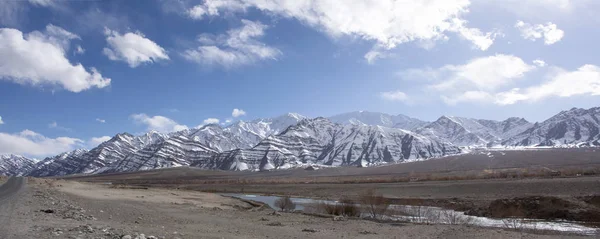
274,196,296,212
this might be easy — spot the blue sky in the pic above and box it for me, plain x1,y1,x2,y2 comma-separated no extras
1,0,600,157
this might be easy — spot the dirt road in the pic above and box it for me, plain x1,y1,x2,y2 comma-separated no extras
0,177,27,238
0,178,593,238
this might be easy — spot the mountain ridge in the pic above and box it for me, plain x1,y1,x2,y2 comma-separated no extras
3,108,600,176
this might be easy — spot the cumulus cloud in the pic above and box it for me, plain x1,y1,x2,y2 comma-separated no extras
380,91,409,102
0,25,111,92
0,116,3,125
515,21,564,45
187,0,497,63
203,118,220,124
495,64,600,105
399,54,537,105
232,108,246,117
424,54,535,92
48,121,72,132
533,59,547,67
95,118,106,123
130,114,188,132
103,29,170,68
88,136,111,148
182,19,280,68
0,129,83,157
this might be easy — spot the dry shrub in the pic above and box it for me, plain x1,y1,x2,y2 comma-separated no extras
275,196,296,212
318,197,361,217
360,189,390,220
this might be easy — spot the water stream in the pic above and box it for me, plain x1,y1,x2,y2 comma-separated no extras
223,194,599,236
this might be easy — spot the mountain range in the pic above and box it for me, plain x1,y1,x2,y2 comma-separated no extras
2,107,600,177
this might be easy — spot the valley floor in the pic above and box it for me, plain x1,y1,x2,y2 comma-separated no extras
0,178,596,238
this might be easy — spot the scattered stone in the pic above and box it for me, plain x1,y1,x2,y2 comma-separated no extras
359,230,377,235
121,235,132,239
260,217,269,221
302,228,318,233
333,216,347,221
40,209,55,213
266,222,283,226
268,211,281,216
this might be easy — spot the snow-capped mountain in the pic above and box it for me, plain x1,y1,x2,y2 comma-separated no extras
416,116,533,146
26,149,88,177
503,107,600,146
188,113,307,151
192,118,460,171
329,111,428,130
0,154,36,176
27,131,167,177
3,107,596,177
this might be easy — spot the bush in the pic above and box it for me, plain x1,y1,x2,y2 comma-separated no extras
275,196,296,212
317,197,361,217
360,189,390,220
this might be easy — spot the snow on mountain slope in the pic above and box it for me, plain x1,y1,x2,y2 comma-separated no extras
329,111,428,130
26,149,89,177
27,131,167,176
188,113,306,151
417,116,533,146
192,118,460,171
104,134,217,173
0,154,36,176
503,107,600,146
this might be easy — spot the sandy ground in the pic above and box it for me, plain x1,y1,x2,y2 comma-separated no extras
1,178,593,238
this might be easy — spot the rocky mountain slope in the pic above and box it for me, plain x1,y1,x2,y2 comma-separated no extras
2,108,599,176
27,131,166,177
503,107,600,146
194,118,460,171
417,116,532,146
329,111,428,130
0,154,36,176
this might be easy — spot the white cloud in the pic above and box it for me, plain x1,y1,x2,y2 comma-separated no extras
95,118,106,123
225,119,232,123
400,55,537,105
515,21,564,45
0,25,111,92
0,129,83,157
182,19,280,68
130,114,188,132
187,0,248,19
28,0,57,7
188,0,497,63
533,59,546,67
424,54,535,92
48,121,72,131
88,136,111,148
364,49,393,64
232,108,246,117
441,91,494,105
380,91,409,102
0,116,3,125
203,118,220,124
495,64,600,105
103,29,170,68
75,45,85,55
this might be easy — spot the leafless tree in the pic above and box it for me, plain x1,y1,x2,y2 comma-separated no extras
275,196,296,212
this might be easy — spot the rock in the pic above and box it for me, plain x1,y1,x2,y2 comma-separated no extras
333,216,347,221
40,209,55,213
260,217,269,221
121,235,132,239
266,222,283,226
302,228,318,233
268,211,281,216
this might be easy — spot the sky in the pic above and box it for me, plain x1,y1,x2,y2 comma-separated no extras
1,0,600,157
